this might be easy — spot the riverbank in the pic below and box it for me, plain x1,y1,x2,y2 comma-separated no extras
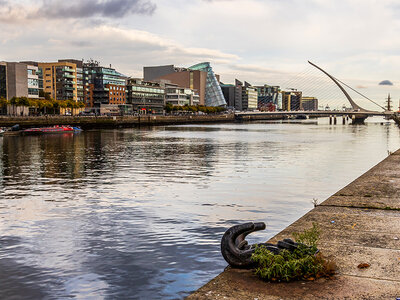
0,114,299,129
188,149,400,299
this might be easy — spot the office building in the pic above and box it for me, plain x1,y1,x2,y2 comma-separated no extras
242,81,258,110
126,78,165,114
282,91,302,111
143,62,226,107
188,62,226,107
220,83,235,108
255,84,281,110
38,61,78,101
164,83,200,106
301,97,318,111
58,59,84,102
83,60,127,111
0,61,39,99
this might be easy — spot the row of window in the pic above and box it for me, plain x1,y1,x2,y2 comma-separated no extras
109,85,124,91
110,91,125,96
28,78,39,87
130,86,164,93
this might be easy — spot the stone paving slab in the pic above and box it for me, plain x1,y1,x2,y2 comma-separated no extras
188,149,400,299
188,271,400,300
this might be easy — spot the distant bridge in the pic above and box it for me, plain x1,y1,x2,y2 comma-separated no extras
236,61,395,124
234,110,391,124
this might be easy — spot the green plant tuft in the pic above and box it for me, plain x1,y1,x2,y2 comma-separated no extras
251,223,335,282
292,222,320,248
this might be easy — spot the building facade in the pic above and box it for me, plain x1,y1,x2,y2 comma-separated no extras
143,62,226,107
188,62,226,107
126,78,165,114
282,91,302,111
301,97,318,111
144,65,206,106
0,62,39,100
220,83,235,108
83,61,127,111
164,83,200,106
38,62,78,101
58,59,84,102
242,81,258,111
255,84,281,110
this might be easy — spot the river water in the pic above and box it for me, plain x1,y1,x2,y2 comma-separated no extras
0,118,399,299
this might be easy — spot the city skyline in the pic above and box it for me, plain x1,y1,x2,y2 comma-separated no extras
1,0,400,106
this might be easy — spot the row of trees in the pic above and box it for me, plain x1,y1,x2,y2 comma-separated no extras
0,96,85,114
165,103,226,114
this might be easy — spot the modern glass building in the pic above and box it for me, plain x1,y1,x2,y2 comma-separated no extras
189,62,226,107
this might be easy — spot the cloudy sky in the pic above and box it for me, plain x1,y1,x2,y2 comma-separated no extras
1,0,400,108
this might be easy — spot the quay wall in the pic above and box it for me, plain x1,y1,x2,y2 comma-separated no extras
0,114,235,129
0,113,291,129
189,149,400,299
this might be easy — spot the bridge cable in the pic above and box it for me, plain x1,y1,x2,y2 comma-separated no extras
333,77,386,111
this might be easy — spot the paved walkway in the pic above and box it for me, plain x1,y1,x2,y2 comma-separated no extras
188,150,400,299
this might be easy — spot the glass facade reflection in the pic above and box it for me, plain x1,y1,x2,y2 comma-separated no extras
189,62,226,107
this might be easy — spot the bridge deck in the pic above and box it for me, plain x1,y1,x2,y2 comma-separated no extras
188,149,400,299
235,110,389,117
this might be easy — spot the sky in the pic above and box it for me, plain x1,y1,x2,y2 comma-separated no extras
1,0,400,108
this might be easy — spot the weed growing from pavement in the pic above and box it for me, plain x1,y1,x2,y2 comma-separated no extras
251,223,335,282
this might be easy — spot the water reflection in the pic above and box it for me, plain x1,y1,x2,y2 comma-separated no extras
0,118,399,299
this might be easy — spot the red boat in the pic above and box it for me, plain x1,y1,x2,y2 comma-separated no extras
23,125,81,135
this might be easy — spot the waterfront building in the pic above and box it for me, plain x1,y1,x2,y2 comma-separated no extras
0,61,39,99
0,62,6,99
83,60,127,112
220,83,235,108
282,90,302,111
38,61,78,101
126,78,165,114
242,81,258,111
164,83,200,106
234,79,243,111
220,79,244,110
255,84,281,110
188,62,226,107
58,59,84,102
143,62,226,107
301,96,318,111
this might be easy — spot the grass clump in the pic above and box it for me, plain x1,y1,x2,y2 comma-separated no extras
251,223,335,282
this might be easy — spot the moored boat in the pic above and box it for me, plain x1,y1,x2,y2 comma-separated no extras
23,125,81,135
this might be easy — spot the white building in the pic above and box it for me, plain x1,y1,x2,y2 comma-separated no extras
165,83,200,106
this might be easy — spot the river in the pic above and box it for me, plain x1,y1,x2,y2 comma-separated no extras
0,118,399,299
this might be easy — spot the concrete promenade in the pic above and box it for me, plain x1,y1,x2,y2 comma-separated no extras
188,150,400,299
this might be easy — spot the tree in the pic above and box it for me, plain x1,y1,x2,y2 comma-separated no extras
0,97,9,107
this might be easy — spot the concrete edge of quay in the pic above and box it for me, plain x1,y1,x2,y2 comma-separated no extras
0,114,291,129
187,149,400,300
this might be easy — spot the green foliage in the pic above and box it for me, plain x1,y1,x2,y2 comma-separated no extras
0,97,9,106
4,96,84,114
292,222,320,248
39,90,52,100
251,223,335,282
164,104,226,114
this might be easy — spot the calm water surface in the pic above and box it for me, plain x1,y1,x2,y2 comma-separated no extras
0,118,399,299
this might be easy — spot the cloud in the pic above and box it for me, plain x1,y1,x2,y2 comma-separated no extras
0,21,239,77
379,80,393,86
356,85,367,89
39,0,156,18
0,0,156,23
